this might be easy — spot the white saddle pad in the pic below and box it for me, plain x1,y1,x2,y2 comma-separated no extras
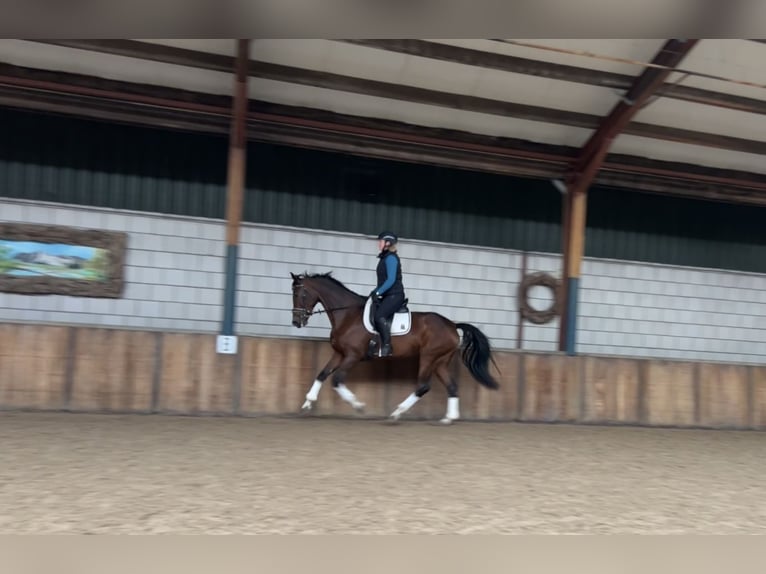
363,297,412,336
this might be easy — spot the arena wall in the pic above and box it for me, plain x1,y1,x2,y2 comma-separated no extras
2,197,765,365
1,322,764,430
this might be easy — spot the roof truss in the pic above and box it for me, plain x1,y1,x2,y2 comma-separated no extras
0,39,764,206
567,39,700,193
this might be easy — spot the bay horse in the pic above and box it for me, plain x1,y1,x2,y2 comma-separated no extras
290,271,499,424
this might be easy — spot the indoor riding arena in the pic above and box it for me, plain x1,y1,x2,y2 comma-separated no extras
1,39,765,534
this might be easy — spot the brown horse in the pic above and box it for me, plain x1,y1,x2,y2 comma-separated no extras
290,271,499,424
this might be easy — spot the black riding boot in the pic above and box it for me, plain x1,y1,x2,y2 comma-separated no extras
376,318,393,357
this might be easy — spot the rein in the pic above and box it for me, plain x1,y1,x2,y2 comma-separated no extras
292,281,363,317
292,304,358,317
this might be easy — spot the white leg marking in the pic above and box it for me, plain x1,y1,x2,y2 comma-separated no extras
335,384,365,410
389,392,420,420
302,379,322,410
440,397,460,424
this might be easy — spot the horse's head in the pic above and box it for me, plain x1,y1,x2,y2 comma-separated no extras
290,272,320,328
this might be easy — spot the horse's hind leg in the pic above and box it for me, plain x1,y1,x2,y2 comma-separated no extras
389,380,431,420
434,359,460,425
331,355,366,412
389,354,438,420
301,352,343,411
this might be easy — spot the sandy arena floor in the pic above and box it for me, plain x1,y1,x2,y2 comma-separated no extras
1,411,765,534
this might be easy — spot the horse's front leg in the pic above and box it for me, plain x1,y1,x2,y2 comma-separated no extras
301,352,343,411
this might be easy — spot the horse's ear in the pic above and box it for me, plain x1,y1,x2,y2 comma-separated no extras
290,272,296,280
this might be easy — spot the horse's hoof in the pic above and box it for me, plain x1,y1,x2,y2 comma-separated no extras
353,402,366,413
439,417,456,425
301,399,314,412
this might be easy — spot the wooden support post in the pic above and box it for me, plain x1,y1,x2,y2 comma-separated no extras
556,40,698,355
560,138,612,355
558,187,572,352
563,188,588,355
221,39,250,337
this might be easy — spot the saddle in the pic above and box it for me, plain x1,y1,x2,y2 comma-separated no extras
362,297,412,336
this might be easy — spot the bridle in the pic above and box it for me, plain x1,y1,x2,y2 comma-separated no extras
292,282,358,321
292,281,324,320
291,281,356,321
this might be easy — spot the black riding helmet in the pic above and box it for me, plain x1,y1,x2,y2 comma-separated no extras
377,231,398,244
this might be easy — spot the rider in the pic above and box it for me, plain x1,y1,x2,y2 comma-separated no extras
370,230,406,357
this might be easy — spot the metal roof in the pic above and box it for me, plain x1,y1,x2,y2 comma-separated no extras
0,38,764,204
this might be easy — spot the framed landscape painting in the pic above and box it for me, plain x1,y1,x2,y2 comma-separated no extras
0,223,128,298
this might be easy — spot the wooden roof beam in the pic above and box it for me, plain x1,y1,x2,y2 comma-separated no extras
1,61,764,195
342,39,766,116
2,84,766,205
559,39,699,354
22,40,766,156
568,39,700,192
3,60,765,191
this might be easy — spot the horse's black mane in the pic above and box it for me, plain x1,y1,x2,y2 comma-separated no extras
300,271,363,298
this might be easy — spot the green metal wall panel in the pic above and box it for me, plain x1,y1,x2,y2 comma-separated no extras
243,144,563,253
0,107,229,218
585,186,766,270
1,106,766,273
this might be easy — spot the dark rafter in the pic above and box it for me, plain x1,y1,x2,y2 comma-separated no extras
25,39,766,157
342,39,766,116
0,54,764,206
558,39,700,352
567,39,700,192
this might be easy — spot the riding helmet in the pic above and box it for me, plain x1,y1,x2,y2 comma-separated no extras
377,231,398,244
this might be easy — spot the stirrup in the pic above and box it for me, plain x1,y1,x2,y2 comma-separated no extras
367,338,379,357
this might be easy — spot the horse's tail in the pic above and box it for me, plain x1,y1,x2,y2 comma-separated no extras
455,323,500,390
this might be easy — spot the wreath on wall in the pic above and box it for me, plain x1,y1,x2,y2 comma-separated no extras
518,271,562,324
